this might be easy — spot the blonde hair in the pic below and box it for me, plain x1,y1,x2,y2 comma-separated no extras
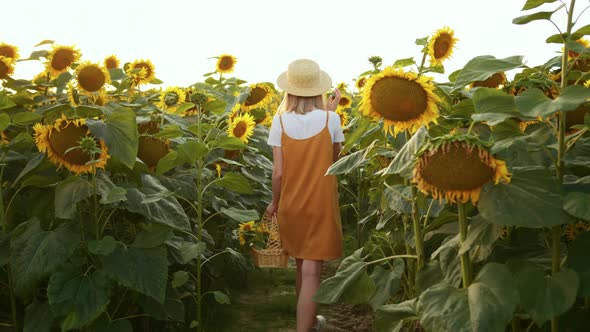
277,93,326,115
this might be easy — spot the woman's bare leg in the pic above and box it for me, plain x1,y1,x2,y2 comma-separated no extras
296,258,303,298
296,259,323,332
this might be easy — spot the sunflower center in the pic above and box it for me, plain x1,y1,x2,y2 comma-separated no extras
245,87,267,106
105,58,118,69
370,76,427,121
233,121,248,138
48,124,99,165
433,34,452,59
218,57,234,71
419,143,494,191
52,49,76,70
472,73,505,88
339,97,351,106
78,66,106,92
0,61,9,79
0,46,16,59
138,121,160,135
165,92,180,106
138,137,169,168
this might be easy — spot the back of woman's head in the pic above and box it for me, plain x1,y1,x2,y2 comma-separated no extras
277,93,326,114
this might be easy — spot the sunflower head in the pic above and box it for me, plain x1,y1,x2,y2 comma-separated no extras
46,45,81,76
243,83,275,111
359,66,440,136
228,113,256,143
335,107,349,128
0,56,15,80
356,77,367,90
238,220,256,245
104,55,120,70
157,86,187,114
0,43,19,60
126,59,156,85
413,134,511,204
137,121,170,169
216,54,237,74
338,94,353,109
75,61,111,94
33,115,109,174
563,222,590,241
470,72,507,89
428,26,458,66
337,82,348,91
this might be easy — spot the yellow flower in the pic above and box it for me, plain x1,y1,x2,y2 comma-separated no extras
126,59,156,85
67,83,80,106
46,45,81,77
470,72,507,89
33,115,109,174
228,113,256,143
413,137,511,204
75,62,111,95
215,163,222,178
0,43,19,60
428,26,458,66
337,82,348,90
104,54,120,70
137,122,170,170
0,56,15,80
338,94,353,109
359,66,440,136
242,83,275,111
216,54,237,74
564,222,590,241
157,86,186,114
584,80,590,88
238,221,256,245
335,107,349,128
356,77,367,90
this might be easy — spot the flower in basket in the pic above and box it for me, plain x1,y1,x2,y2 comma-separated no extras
237,221,270,249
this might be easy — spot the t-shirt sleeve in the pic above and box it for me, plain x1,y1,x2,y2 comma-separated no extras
330,112,345,143
267,115,282,147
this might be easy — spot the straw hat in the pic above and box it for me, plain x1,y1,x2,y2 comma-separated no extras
276,59,332,97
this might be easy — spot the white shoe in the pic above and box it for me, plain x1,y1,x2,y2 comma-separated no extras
311,315,327,332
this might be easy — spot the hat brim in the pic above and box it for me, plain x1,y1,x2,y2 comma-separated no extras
276,70,332,97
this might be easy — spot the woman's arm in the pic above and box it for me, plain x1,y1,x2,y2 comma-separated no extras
266,146,283,215
333,142,342,163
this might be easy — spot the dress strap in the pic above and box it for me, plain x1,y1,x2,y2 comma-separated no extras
279,114,284,131
325,111,329,128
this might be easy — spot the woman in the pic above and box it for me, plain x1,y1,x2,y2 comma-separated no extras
266,59,344,332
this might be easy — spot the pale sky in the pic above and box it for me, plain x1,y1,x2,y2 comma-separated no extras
4,0,588,88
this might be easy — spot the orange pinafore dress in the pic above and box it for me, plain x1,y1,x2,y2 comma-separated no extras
277,111,343,261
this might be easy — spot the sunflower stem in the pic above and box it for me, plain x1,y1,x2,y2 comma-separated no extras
458,203,472,288
195,104,204,332
410,186,425,273
417,51,428,77
512,316,522,332
92,166,100,240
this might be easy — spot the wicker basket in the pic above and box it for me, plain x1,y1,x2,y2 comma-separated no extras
251,213,289,268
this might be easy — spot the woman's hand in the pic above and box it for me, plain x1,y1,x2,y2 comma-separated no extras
326,88,342,112
266,201,278,216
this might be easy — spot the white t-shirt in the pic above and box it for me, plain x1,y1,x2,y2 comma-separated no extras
267,109,345,147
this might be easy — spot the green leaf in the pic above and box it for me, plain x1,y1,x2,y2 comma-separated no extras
101,244,168,303
327,148,367,175
86,104,138,169
393,57,415,67
155,151,179,175
180,242,207,264
513,11,555,25
54,176,92,219
172,271,189,288
512,261,579,325
153,125,184,139
517,86,590,119
75,105,105,119
10,220,80,297
0,234,8,267
221,207,259,222
479,168,574,228
0,113,10,131
471,88,519,125
369,259,405,310
546,33,565,44
563,192,590,221
210,136,247,150
88,236,117,256
24,300,54,332
12,112,43,125
177,141,209,163
375,299,417,332
47,270,110,330
216,172,253,194
132,224,174,248
213,291,231,304
383,127,427,177
124,174,190,231
521,0,557,10
35,39,55,47
566,232,590,296
203,100,226,115
313,249,375,304
452,56,524,91
418,263,518,332
572,24,590,37
13,153,45,187
0,90,16,110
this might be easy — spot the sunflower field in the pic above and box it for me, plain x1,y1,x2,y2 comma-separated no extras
1,0,590,331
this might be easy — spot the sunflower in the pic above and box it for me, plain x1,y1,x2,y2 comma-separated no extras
413,135,511,204
427,26,458,66
360,66,440,136
563,222,590,241
338,94,353,109
242,83,274,111
337,82,348,90
67,83,81,106
216,54,237,74
157,86,186,114
46,45,81,77
215,163,223,178
75,62,110,94
228,113,256,143
33,115,109,174
0,43,19,60
500,226,511,240
585,80,590,88
470,72,507,89
104,55,120,70
567,38,590,58
137,121,170,169
0,57,15,80
126,59,156,85
356,77,367,90
335,107,349,128
238,221,256,245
